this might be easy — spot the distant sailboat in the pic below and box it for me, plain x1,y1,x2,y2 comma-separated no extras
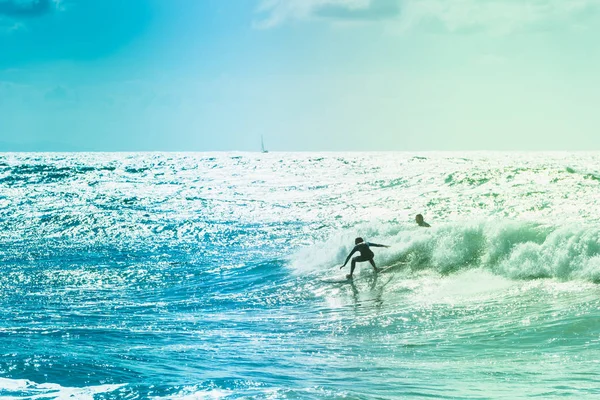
261,136,268,153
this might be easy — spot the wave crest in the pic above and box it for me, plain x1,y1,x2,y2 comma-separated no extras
393,223,600,281
300,222,600,282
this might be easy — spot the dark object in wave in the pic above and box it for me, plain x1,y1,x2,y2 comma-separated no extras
416,214,431,227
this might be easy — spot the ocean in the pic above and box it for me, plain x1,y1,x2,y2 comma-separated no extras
0,152,599,399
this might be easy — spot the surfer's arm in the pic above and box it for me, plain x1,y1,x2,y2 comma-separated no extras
367,242,390,248
340,246,358,268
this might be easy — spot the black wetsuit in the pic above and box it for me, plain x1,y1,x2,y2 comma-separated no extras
343,242,385,264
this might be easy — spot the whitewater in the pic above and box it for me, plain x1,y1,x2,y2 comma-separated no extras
0,152,599,399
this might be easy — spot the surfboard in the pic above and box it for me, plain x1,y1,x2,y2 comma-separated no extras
321,271,368,283
321,272,393,286
320,277,353,284
322,262,407,284
322,272,358,282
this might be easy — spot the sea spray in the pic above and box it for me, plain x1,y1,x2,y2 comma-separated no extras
291,221,600,282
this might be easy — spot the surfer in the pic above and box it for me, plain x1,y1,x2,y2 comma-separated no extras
340,237,389,279
415,214,431,227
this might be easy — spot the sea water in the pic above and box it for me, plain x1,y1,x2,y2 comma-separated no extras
0,152,599,399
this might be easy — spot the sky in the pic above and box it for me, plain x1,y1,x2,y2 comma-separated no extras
1,0,600,151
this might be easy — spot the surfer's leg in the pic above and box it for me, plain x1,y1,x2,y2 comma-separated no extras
349,257,359,277
349,255,370,278
368,258,380,272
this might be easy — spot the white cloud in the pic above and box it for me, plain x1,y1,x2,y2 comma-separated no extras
254,0,373,28
399,0,600,35
255,0,600,34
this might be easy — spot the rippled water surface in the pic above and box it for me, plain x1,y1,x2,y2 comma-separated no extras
1,152,600,399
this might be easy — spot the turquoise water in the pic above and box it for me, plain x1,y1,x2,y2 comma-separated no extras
1,152,599,399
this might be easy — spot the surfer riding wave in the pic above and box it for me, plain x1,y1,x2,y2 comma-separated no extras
340,237,389,279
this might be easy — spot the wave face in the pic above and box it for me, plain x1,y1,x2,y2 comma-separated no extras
1,152,600,399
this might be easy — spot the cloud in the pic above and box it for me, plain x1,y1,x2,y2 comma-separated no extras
256,0,600,34
398,0,600,35
0,0,57,18
255,0,400,28
315,0,399,20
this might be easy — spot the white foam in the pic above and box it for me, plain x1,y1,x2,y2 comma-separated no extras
0,378,125,399
293,219,600,283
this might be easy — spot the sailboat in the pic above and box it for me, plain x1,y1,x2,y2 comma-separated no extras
261,135,268,153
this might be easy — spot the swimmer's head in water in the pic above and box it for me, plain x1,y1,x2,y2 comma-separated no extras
355,237,364,245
